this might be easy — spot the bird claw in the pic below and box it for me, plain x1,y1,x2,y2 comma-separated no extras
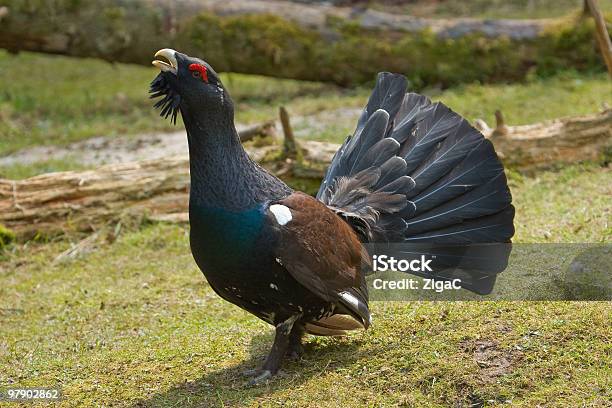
241,369,260,377
244,369,272,386
287,344,304,361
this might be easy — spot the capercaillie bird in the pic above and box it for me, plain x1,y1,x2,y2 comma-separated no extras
150,49,514,384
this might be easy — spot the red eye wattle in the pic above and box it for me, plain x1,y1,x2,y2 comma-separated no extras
188,63,208,82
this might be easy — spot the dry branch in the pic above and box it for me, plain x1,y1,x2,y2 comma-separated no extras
279,106,299,158
585,0,612,76
1,110,610,238
238,121,276,142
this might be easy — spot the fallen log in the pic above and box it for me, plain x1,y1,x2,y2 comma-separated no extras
0,110,610,238
238,121,276,142
477,108,612,170
0,158,190,238
0,140,337,239
0,0,607,87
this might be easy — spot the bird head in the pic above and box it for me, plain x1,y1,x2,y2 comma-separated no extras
150,49,229,124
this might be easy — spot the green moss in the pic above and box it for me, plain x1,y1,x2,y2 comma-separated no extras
0,224,15,248
178,12,610,88
280,175,322,196
536,14,610,77
178,13,320,79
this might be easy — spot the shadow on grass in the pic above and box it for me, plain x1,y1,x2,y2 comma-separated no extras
134,331,366,407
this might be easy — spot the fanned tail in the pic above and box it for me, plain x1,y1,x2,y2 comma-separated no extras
317,72,515,294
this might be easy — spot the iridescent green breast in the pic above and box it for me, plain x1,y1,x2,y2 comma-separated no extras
189,203,268,268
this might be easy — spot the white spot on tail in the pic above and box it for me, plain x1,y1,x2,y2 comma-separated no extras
340,292,372,326
339,291,360,309
270,283,279,291
270,204,292,226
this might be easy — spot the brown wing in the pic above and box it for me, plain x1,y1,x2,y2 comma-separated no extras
267,192,371,329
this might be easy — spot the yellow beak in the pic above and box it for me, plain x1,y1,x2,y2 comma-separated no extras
152,48,178,75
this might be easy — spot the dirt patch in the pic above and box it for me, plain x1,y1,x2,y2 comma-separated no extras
0,108,358,170
462,339,522,384
0,131,188,168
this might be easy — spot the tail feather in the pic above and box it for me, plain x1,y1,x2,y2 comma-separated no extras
357,72,408,137
407,120,483,197
389,93,432,144
318,71,514,244
400,103,460,174
317,72,514,294
374,156,408,190
317,73,407,199
406,173,512,235
411,139,503,215
346,109,390,175
376,175,415,195
404,206,515,244
353,137,401,174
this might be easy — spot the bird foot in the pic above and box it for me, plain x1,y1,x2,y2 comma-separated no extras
287,344,304,361
242,369,272,386
241,368,260,377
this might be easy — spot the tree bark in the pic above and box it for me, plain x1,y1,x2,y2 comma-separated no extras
585,0,612,76
1,110,610,238
484,109,611,170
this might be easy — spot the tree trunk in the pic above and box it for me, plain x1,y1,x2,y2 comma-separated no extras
584,0,612,76
1,110,610,238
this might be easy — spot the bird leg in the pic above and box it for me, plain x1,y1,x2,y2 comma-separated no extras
287,323,305,360
246,314,301,385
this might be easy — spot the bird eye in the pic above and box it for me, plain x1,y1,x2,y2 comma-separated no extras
188,63,209,82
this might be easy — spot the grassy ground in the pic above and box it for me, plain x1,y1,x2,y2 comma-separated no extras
0,163,610,407
0,50,610,406
1,51,610,158
0,50,330,157
509,164,611,243
0,159,87,180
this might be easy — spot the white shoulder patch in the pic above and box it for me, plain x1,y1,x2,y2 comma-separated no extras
269,204,292,226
